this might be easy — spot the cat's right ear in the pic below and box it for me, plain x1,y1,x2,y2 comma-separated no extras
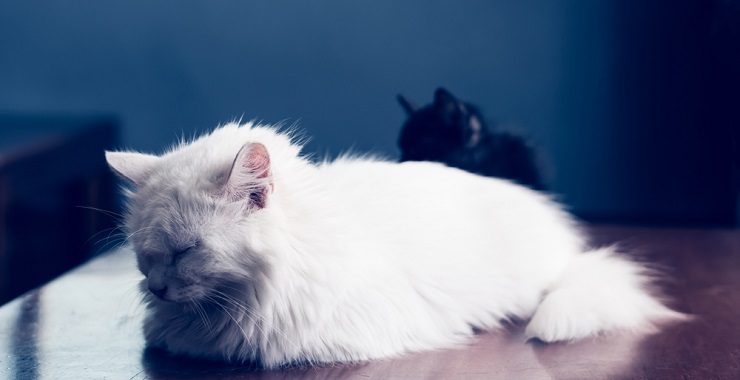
433,87,461,114
224,142,273,209
397,94,418,115
105,151,160,187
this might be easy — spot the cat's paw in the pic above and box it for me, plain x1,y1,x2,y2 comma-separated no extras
523,289,597,343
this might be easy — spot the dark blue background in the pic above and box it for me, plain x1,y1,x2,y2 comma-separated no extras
0,0,737,224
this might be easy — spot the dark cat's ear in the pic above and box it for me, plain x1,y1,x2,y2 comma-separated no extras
105,151,160,187
463,114,484,148
434,88,484,147
433,87,461,115
224,142,273,208
397,94,417,115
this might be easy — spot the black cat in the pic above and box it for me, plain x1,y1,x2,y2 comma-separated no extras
397,87,545,190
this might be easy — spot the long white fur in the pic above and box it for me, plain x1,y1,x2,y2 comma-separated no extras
106,122,682,368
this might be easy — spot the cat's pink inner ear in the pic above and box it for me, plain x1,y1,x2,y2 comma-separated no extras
105,151,160,187
225,142,273,207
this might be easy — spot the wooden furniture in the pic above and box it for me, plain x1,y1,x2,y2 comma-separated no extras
0,225,738,379
0,115,119,304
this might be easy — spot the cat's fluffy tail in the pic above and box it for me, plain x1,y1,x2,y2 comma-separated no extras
524,247,684,342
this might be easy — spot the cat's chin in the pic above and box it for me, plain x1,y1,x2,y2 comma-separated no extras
143,286,212,305
144,292,180,304
147,294,209,311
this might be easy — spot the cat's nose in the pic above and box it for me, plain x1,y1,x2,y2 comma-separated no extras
148,283,168,299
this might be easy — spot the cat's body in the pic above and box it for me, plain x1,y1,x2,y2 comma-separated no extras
106,123,679,368
398,88,545,190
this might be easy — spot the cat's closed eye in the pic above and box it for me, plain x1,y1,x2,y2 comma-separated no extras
173,245,196,258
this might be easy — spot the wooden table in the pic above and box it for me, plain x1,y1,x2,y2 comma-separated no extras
1,225,739,379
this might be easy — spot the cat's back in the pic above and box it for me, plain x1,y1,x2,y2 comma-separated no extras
313,156,581,295
320,156,530,198
316,156,563,231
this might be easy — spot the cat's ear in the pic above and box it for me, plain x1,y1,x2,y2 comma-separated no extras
434,88,483,147
397,94,417,115
105,151,160,187
463,114,483,148
224,142,273,208
433,87,461,115
434,87,469,126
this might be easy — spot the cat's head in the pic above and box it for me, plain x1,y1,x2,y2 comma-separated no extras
397,87,487,162
106,139,274,304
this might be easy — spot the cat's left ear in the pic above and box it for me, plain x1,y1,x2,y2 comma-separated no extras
224,142,273,208
397,94,417,115
105,151,160,187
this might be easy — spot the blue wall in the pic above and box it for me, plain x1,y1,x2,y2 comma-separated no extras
1,1,736,224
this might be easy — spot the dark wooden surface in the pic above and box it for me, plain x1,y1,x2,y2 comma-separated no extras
1,225,739,379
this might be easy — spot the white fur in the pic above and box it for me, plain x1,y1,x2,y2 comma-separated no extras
107,122,682,368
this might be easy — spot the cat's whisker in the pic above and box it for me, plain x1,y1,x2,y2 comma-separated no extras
92,241,125,257
206,292,271,346
103,225,127,241
117,282,148,330
84,226,121,246
75,205,125,219
217,285,254,299
118,226,157,247
90,233,133,255
92,231,126,247
189,296,212,332
206,295,252,342
209,290,301,353
125,226,156,238
95,234,126,245
201,304,213,332
130,292,146,316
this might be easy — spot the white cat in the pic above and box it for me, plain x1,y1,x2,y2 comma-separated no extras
106,122,681,368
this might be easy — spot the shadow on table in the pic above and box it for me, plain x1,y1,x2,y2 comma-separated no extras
141,346,366,380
